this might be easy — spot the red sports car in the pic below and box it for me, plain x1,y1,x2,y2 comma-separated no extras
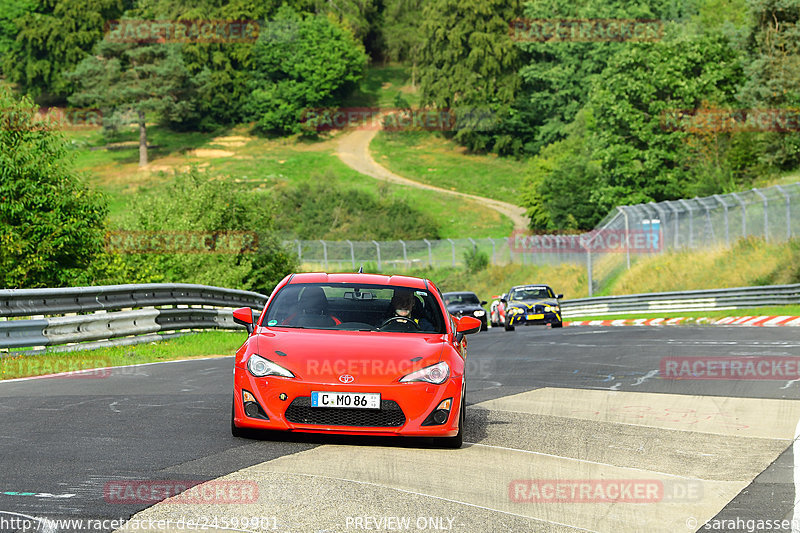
230,272,482,447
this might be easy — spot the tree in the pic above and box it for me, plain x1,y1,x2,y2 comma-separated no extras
246,6,368,135
417,0,524,152
68,36,209,166
383,0,425,85
3,0,126,101
118,170,297,293
0,87,108,288
736,0,800,172
588,35,745,212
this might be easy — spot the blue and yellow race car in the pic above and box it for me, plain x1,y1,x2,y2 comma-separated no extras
501,284,563,331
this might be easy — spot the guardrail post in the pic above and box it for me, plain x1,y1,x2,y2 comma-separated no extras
372,240,381,271
731,192,746,238
713,194,730,246
775,185,791,240
346,240,355,269
295,240,302,263
487,237,496,264
752,188,769,241
320,240,328,270
423,238,432,267
447,238,456,267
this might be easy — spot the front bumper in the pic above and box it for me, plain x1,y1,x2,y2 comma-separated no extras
233,368,463,437
507,310,562,326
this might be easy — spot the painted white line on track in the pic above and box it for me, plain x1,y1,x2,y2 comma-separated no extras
464,442,706,481
0,355,232,384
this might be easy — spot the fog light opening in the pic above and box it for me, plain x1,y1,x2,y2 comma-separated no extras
241,390,269,420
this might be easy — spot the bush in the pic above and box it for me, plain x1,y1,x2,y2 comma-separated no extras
463,247,489,273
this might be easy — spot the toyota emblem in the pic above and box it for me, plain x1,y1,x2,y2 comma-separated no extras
339,374,355,384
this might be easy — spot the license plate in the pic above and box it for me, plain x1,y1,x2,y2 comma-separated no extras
311,391,380,409
527,314,544,320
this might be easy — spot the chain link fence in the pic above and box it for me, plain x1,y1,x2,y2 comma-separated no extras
284,182,800,296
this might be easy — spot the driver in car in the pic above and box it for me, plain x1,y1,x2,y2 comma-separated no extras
385,289,434,331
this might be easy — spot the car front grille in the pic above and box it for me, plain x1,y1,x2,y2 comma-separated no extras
285,396,406,427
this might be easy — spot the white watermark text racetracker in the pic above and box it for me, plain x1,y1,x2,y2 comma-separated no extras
0,516,280,531
345,516,457,530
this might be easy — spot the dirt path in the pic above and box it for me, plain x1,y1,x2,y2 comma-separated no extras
336,127,529,231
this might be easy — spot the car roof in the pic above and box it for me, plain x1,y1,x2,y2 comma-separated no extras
442,291,477,296
288,272,429,290
511,284,551,290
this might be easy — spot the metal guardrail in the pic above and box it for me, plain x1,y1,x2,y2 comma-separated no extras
0,283,268,353
0,283,267,318
560,284,800,318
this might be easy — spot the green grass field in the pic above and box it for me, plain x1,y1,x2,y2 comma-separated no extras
370,131,527,203
0,331,243,380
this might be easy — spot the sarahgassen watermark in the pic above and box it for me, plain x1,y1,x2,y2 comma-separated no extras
105,231,259,255
510,229,662,254
509,18,663,42
661,108,800,133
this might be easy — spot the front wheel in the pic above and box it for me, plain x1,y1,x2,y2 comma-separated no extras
552,320,563,328
504,321,515,331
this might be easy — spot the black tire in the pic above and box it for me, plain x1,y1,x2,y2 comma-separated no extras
480,321,488,331
552,320,563,328
504,322,515,331
231,396,248,438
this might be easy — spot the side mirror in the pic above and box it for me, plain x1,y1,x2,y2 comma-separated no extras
556,294,564,299
233,307,254,334
456,316,481,335
480,300,487,306
500,298,507,304
454,316,482,342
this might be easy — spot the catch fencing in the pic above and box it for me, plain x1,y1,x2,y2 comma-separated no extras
287,182,800,296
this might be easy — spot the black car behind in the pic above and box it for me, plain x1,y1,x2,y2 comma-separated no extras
442,291,488,331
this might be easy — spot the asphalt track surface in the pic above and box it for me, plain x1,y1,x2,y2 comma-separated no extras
2,326,800,532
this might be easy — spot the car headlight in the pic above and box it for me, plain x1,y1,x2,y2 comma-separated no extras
247,354,295,378
473,310,486,317
509,307,524,315
400,361,450,384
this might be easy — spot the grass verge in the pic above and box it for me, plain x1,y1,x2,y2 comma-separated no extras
370,130,527,202
0,331,245,380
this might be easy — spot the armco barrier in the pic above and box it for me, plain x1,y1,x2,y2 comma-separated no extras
560,284,800,318
0,283,268,353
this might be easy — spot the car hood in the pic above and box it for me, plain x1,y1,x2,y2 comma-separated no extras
253,329,446,384
507,299,559,309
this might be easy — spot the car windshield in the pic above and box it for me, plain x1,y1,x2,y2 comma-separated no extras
444,293,480,305
509,287,552,301
262,283,446,333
